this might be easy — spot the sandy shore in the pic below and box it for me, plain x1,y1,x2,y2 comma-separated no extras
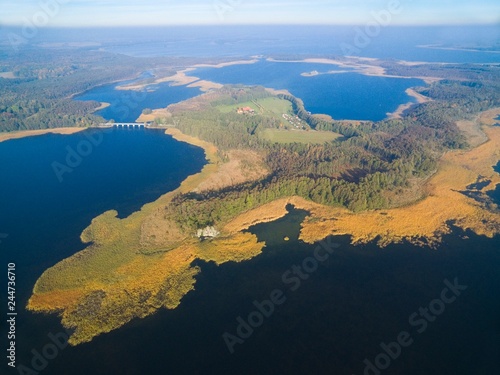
268,57,388,77
269,57,442,84
388,88,432,119
418,44,500,54
0,127,87,143
93,102,110,112
116,68,223,93
116,59,257,93
191,59,258,69
301,70,351,77
0,72,16,79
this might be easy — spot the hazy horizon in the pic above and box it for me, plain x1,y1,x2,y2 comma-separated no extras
1,0,498,27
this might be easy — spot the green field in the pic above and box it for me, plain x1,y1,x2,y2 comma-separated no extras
259,129,343,144
216,97,293,120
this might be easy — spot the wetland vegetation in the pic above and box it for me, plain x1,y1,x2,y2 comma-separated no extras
24,61,500,345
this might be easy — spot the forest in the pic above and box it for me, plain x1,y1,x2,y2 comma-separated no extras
0,49,229,132
2,49,499,226
164,74,500,229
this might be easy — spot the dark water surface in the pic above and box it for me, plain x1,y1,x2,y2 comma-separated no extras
0,129,499,374
29,207,500,375
487,161,500,205
0,128,206,375
3,66,500,375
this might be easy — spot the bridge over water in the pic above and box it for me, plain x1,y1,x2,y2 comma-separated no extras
95,122,170,129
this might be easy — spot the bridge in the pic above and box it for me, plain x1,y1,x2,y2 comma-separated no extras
95,122,169,129
97,122,147,129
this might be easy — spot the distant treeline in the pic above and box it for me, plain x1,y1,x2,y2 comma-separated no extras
0,49,210,132
382,62,500,84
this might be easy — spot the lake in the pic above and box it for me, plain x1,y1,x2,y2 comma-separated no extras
76,59,425,123
0,131,499,375
0,128,206,374
1,24,499,372
190,60,425,121
2,69,500,375
8,204,499,375
487,161,500,205
76,79,201,122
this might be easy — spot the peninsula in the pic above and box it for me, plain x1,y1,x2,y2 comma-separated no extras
26,65,500,344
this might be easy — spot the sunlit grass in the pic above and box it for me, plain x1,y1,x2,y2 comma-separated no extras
27,108,500,345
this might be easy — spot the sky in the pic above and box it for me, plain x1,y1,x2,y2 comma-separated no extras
0,0,499,27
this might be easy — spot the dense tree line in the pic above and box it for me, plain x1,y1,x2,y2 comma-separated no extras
164,78,500,230
2,50,498,226
0,49,202,132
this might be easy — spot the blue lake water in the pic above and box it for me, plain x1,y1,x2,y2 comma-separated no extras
0,127,498,374
488,161,500,205
1,23,500,373
495,115,500,126
191,60,425,121
75,59,425,122
0,128,205,301
0,128,207,375
76,80,201,122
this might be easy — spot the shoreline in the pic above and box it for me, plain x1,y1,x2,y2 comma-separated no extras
0,127,87,143
148,107,500,245
67,72,145,99
267,56,387,77
0,71,16,79
88,56,439,125
222,107,500,247
27,126,266,345
116,68,224,93
191,59,259,69
93,102,110,112
26,100,500,345
268,57,442,84
388,88,432,119
116,59,257,93
417,44,500,54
